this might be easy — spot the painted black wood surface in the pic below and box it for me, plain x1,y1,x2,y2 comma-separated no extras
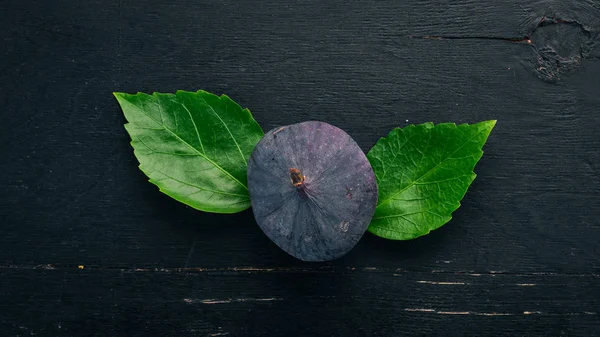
1,1,599,336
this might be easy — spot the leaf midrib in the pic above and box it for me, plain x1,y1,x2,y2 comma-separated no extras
376,126,487,209
126,97,249,191
149,166,249,198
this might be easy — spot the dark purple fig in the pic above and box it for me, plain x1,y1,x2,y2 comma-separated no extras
247,121,378,261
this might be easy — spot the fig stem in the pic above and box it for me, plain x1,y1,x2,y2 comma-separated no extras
289,168,305,187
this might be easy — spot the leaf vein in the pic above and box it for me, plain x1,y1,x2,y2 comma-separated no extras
377,127,488,208
179,102,206,155
127,99,248,191
199,96,247,166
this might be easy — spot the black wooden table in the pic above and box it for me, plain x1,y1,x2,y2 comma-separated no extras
2,1,599,336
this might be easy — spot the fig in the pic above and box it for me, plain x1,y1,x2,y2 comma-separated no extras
247,121,378,261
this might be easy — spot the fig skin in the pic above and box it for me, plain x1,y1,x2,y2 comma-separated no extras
247,121,378,262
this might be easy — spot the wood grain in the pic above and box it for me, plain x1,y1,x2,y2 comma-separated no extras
1,0,599,336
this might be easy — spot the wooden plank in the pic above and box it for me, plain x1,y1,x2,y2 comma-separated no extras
0,267,598,336
1,2,599,271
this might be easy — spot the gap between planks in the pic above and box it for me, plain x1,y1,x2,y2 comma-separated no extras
404,308,597,317
1,264,598,278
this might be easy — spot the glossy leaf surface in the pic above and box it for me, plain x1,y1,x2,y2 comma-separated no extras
114,90,264,213
367,121,495,240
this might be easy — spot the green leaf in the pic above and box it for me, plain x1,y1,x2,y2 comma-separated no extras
367,121,496,240
114,90,264,214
